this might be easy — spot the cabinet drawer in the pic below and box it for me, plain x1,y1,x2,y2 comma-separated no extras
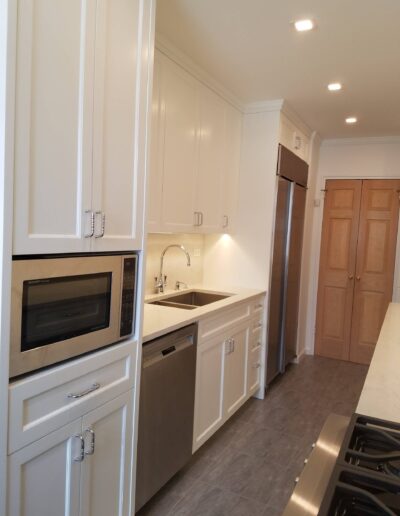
251,317,263,334
8,340,136,454
247,344,262,394
199,302,251,342
251,296,265,316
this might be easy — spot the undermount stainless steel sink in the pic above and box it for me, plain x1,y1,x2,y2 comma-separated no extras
148,291,232,310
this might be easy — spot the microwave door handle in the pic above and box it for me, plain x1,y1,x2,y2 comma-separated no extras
67,382,100,399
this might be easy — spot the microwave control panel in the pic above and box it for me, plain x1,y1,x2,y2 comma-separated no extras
120,257,136,337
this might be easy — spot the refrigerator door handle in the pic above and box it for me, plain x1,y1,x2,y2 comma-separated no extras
278,181,295,374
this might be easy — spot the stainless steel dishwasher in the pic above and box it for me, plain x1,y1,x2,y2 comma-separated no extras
135,324,197,512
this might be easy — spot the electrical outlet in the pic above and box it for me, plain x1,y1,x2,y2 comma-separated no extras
193,248,201,257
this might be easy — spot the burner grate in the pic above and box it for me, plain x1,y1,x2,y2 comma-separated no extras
320,466,400,515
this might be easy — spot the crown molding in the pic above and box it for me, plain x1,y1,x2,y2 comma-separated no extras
243,99,284,114
154,33,315,138
322,136,400,147
281,101,313,138
243,100,313,137
155,33,245,111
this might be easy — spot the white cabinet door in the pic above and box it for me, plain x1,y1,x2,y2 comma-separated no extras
13,0,96,254
195,87,225,233
91,0,147,251
80,391,133,516
193,336,225,451
223,326,249,418
160,58,198,233
8,420,82,516
147,53,164,232
222,105,242,232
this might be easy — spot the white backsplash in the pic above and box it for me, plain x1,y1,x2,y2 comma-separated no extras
145,234,205,295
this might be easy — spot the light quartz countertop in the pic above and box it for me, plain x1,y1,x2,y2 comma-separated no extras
357,302,400,423
142,285,266,343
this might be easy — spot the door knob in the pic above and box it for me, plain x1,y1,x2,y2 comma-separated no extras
356,276,361,281
348,274,354,280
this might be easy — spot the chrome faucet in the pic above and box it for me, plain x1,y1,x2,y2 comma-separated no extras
155,244,191,294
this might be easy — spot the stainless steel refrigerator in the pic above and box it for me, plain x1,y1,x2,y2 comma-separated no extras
266,144,308,385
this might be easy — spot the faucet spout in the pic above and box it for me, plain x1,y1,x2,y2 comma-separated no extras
156,244,191,293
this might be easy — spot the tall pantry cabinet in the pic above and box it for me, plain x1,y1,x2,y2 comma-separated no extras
12,0,154,254
5,0,155,515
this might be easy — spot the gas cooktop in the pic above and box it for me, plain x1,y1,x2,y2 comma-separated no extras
320,414,400,515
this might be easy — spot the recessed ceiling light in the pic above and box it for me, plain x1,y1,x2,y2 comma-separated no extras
345,117,357,124
328,83,342,92
294,19,315,32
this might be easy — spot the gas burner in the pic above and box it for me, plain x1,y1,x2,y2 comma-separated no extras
320,465,400,515
339,415,400,481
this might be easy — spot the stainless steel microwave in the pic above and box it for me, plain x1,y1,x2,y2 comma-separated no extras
10,253,137,378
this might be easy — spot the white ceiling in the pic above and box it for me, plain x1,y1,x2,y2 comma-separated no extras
155,0,400,138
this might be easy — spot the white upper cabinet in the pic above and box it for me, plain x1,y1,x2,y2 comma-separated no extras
13,0,154,254
13,0,96,254
147,50,242,235
279,112,310,164
196,86,226,233
147,54,163,232
222,105,242,232
160,57,199,233
91,0,144,251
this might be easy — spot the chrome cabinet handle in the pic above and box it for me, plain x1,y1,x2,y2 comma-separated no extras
222,215,229,229
194,212,200,226
84,428,95,456
94,211,105,238
73,434,85,462
67,383,100,399
199,212,204,226
84,210,95,238
225,338,235,354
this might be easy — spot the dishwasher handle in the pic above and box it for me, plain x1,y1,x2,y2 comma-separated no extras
142,325,197,369
161,345,176,356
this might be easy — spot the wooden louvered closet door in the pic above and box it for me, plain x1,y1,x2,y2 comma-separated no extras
316,179,400,365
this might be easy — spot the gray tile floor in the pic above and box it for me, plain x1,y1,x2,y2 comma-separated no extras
137,356,368,516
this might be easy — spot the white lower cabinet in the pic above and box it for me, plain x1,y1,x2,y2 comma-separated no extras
80,392,133,516
193,297,266,452
8,390,133,516
193,335,225,449
223,326,249,418
193,321,252,452
8,420,82,516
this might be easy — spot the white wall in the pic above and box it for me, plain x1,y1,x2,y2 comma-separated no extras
304,136,400,354
203,109,281,290
297,132,321,357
